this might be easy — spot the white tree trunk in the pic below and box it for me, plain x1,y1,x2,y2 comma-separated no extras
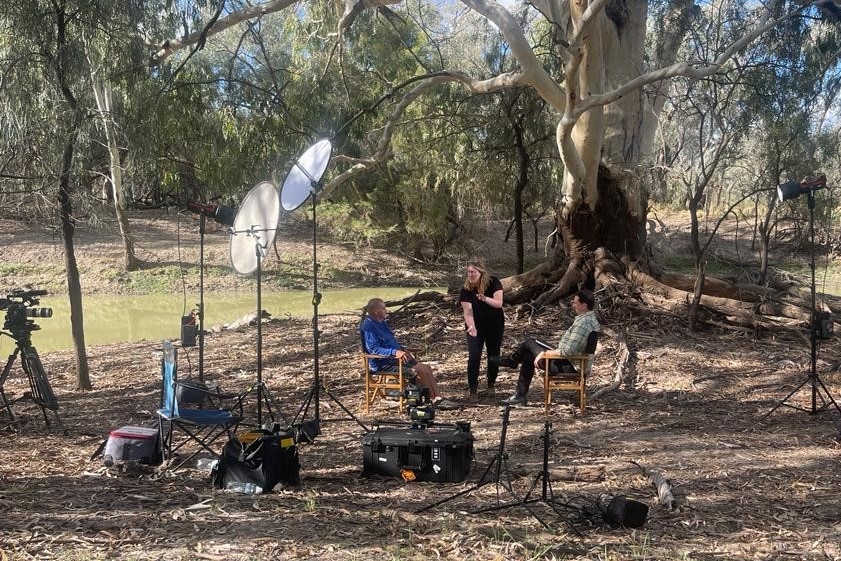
92,80,139,270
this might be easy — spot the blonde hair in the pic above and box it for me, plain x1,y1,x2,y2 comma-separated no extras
463,259,491,294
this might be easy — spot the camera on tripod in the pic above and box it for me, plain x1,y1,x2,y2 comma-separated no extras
402,373,435,429
0,288,60,425
0,289,53,341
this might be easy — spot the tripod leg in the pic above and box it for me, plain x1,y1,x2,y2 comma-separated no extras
19,346,60,426
258,383,291,426
0,350,19,422
292,385,316,425
415,454,499,513
813,375,841,416
320,384,370,432
763,374,812,418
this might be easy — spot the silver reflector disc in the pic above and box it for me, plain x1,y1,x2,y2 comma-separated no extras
280,139,333,211
229,181,280,275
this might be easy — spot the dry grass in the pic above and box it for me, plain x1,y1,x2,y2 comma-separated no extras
2,210,841,560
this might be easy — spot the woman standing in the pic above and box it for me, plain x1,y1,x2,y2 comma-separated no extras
459,259,504,401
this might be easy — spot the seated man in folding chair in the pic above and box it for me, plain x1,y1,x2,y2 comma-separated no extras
493,289,600,406
361,298,459,410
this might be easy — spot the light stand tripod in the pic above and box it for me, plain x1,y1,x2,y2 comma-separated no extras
197,214,207,381
485,421,580,533
228,182,289,429
766,186,841,418
238,228,289,428
184,201,237,381
292,191,369,436
279,139,367,438
417,404,544,526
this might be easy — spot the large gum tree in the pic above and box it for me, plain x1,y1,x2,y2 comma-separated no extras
148,0,836,329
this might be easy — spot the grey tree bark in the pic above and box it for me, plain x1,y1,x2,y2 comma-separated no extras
52,2,91,390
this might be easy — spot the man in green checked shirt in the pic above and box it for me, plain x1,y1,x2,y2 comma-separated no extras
491,289,600,406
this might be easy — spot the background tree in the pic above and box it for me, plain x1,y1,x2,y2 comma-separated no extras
4,0,841,342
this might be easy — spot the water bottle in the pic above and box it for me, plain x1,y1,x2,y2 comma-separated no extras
225,481,263,494
196,458,218,471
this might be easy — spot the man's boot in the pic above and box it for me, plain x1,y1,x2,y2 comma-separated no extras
489,349,521,369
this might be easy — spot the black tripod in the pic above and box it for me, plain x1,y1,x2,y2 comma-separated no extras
0,331,61,427
293,191,369,437
228,227,290,428
766,189,841,419
184,200,237,382
486,421,580,532
416,404,544,524
251,238,291,427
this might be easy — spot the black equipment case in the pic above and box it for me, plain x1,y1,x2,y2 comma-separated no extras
362,424,474,482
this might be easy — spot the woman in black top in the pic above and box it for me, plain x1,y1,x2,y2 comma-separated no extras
459,259,504,401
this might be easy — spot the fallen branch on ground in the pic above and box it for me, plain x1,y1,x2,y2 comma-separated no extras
508,463,605,482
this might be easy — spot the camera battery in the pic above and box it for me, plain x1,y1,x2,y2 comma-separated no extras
361,425,474,483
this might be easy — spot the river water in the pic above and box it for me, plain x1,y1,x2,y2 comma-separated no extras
11,287,442,353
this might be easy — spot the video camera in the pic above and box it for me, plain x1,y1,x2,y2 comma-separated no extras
0,289,53,341
402,372,435,429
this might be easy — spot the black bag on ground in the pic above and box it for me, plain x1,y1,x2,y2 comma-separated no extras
211,429,300,492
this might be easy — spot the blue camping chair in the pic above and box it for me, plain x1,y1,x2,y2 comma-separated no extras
157,340,241,470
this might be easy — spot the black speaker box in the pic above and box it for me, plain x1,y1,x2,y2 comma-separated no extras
606,495,649,528
181,315,197,347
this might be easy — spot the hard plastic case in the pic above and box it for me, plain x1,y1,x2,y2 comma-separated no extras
362,424,474,482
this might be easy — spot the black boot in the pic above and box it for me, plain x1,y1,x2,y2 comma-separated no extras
489,353,519,368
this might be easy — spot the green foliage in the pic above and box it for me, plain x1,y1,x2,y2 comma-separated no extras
317,201,396,247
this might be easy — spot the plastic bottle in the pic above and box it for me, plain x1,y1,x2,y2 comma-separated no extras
196,457,218,471
225,481,263,494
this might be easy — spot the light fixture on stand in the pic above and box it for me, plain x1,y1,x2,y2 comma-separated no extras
280,139,369,439
229,181,287,428
766,173,840,418
184,201,237,381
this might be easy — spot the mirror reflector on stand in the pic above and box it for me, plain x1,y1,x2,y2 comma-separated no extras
280,139,332,212
229,181,280,275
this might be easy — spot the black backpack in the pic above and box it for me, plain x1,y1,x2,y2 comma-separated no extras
211,430,300,492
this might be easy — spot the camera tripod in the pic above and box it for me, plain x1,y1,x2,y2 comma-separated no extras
0,335,61,427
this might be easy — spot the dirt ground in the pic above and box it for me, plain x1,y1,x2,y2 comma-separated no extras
1,211,840,560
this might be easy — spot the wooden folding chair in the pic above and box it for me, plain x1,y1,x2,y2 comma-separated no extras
542,331,599,415
361,351,407,414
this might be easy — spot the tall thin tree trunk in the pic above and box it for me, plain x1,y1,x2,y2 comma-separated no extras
92,80,139,270
512,121,528,274
53,2,91,390
758,192,777,285
58,126,91,390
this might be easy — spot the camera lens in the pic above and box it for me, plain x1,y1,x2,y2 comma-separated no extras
26,307,53,318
